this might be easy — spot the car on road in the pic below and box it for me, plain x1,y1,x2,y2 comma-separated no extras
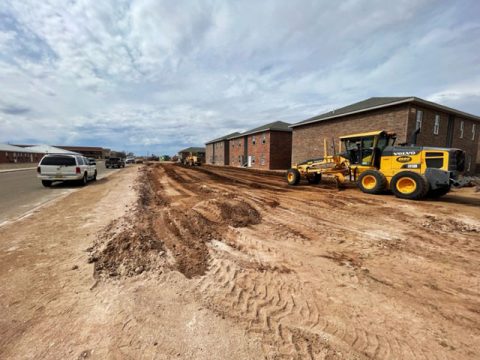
126,157,135,164
106,157,125,168
37,154,97,187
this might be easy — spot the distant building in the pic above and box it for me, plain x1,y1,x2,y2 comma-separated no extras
55,146,105,159
205,132,241,166
178,147,206,163
0,144,44,164
290,97,480,174
228,121,292,170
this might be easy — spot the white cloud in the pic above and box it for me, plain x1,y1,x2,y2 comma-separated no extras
0,0,479,154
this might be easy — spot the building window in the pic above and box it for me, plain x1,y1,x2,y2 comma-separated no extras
238,155,241,163
472,124,476,141
251,155,255,164
260,154,265,166
460,121,464,138
416,110,423,130
238,140,241,147
433,115,440,135
466,155,471,172
252,135,256,145
262,133,266,144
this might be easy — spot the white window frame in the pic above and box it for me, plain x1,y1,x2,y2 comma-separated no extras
416,110,423,130
472,124,476,141
252,135,256,145
460,121,464,138
466,155,471,172
433,115,440,135
262,133,266,144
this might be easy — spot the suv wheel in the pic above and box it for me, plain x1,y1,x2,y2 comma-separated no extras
41,180,52,187
93,170,97,181
79,173,88,186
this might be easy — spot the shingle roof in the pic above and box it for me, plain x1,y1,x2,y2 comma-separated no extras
0,143,40,153
25,145,80,154
228,121,292,139
205,132,241,145
179,147,205,154
291,96,480,128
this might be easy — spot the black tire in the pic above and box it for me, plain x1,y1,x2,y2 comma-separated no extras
287,168,301,185
41,180,52,187
307,173,322,184
79,173,88,186
391,171,429,200
357,170,387,195
93,170,97,181
427,186,450,198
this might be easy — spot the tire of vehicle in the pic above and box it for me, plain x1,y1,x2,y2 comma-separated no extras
286,168,301,185
427,186,450,198
80,173,88,186
93,170,97,181
357,170,387,194
307,173,322,184
41,180,52,187
390,171,429,200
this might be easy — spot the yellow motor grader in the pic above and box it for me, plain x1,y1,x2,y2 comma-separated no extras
286,130,465,200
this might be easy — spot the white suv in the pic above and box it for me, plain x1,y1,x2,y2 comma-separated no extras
37,154,97,187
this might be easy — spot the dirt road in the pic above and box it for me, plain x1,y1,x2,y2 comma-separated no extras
1,163,479,359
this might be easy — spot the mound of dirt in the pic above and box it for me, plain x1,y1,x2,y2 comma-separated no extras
217,199,261,227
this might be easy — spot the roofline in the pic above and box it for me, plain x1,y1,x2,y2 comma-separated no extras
290,97,480,128
227,127,291,140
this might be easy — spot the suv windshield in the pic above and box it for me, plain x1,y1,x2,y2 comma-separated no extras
41,156,76,166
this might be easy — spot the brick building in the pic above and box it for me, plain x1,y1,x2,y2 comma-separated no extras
0,144,44,164
290,97,480,174
228,121,292,170
205,132,240,165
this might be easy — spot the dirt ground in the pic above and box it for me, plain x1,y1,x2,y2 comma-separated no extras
1,163,479,359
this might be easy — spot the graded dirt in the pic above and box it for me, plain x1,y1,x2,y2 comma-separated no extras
1,163,479,359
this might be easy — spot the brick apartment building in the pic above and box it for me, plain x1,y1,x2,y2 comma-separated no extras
205,132,240,165
290,97,480,174
0,144,44,164
228,121,292,170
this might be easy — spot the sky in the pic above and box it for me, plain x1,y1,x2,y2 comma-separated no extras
0,0,479,155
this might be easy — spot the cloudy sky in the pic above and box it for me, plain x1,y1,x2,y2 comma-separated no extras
0,0,479,155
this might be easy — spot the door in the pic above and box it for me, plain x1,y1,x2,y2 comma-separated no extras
247,156,252,167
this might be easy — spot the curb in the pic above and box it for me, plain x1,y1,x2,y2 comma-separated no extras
0,167,37,174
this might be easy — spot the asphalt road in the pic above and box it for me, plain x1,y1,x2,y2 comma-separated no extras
0,161,119,225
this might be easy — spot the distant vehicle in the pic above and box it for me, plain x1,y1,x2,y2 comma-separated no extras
87,157,96,165
126,157,135,164
135,157,144,164
37,154,97,187
106,157,125,168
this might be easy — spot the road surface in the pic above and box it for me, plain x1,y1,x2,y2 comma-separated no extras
0,161,118,225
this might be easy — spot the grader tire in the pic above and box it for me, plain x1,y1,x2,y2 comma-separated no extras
307,173,322,184
286,169,301,185
391,171,429,200
357,170,387,195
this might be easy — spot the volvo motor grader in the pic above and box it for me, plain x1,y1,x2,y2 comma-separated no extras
286,130,465,200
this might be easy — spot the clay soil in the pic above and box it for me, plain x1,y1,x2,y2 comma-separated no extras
1,163,479,359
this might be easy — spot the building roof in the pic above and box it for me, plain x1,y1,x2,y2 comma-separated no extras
228,121,292,140
178,147,206,154
0,143,40,153
25,145,80,155
55,145,104,152
205,132,241,145
291,96,480,128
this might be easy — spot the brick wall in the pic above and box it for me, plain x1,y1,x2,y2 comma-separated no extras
205,144,214,164
407,105,480,174
0,151,44,164
229,136,247,167
246,132,270,169
269,131,292,169
292,104,410,165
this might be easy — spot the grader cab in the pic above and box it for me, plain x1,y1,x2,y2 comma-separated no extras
286,130,465,200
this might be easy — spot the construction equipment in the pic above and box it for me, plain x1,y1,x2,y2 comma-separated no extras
286,130,466,200
182,153,202,166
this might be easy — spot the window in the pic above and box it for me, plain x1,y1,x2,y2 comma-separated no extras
472,124,476,141
251,155,255,164
466,155,471,172
416,110,423,130
41,156,76,166
433,115,440,135
260,154,265,166
252,135,256,145
460,121,464,138
262,133,266,144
